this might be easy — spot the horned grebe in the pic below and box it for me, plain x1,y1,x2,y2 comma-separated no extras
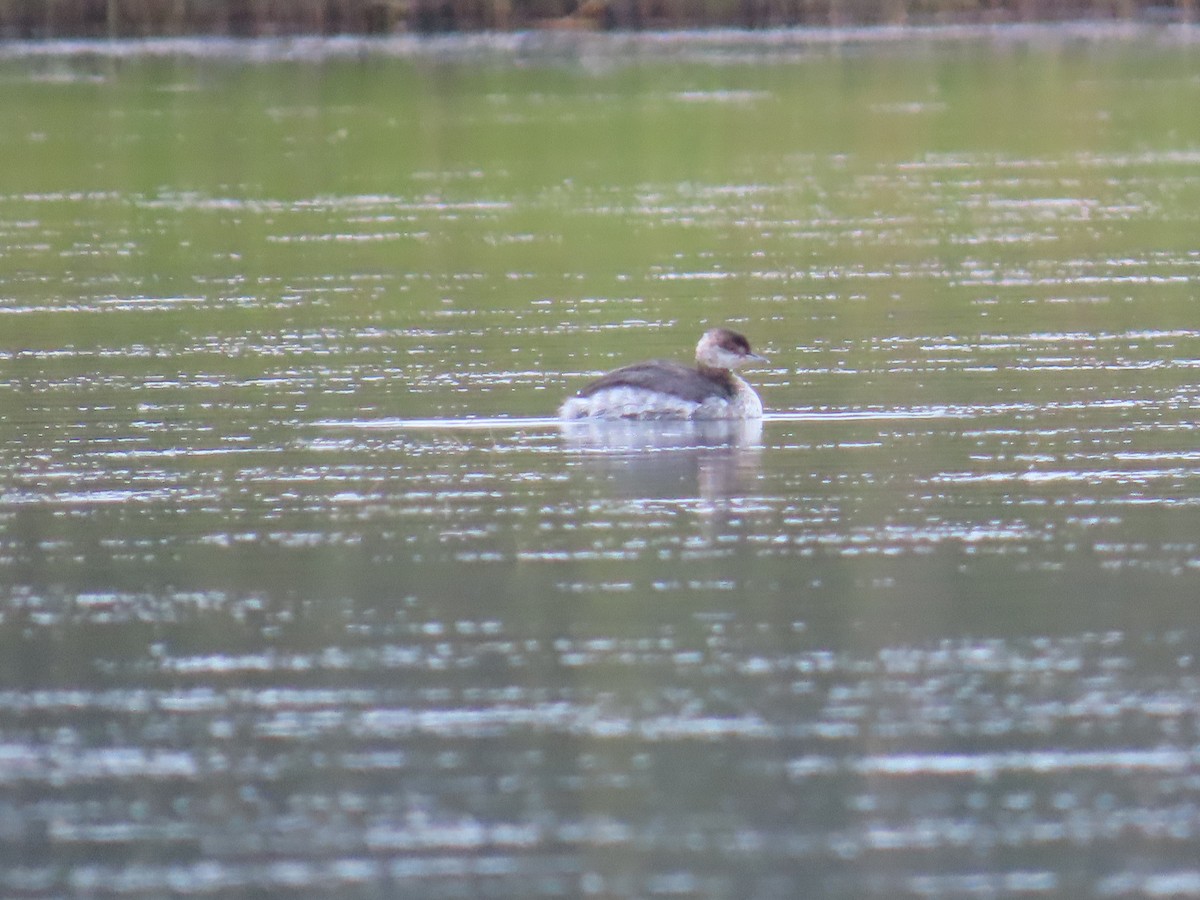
559,328,766,420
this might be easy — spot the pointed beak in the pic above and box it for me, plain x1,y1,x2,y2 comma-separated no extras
748,352,768,364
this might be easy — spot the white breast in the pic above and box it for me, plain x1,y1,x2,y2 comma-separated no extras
695,375,762,419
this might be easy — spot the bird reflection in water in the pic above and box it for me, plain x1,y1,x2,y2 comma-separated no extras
558,418,763,510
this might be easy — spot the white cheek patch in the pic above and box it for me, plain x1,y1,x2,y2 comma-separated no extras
710,346,747,370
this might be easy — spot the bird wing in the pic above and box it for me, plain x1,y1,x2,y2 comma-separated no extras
574,360,734,403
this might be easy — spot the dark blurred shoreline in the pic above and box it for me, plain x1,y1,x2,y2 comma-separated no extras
2,21,1196,65
0,0,1194,40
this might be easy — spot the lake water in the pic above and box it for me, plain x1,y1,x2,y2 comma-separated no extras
3,27,1200,898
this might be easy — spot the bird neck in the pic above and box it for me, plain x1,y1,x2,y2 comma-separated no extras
697,363,731,380
697,364,739,398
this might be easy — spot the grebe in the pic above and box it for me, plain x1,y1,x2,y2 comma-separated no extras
559,328,766,420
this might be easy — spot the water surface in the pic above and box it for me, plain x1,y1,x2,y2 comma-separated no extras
3,31,1200,898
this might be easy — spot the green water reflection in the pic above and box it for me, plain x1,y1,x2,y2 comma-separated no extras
3,34,1200,898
